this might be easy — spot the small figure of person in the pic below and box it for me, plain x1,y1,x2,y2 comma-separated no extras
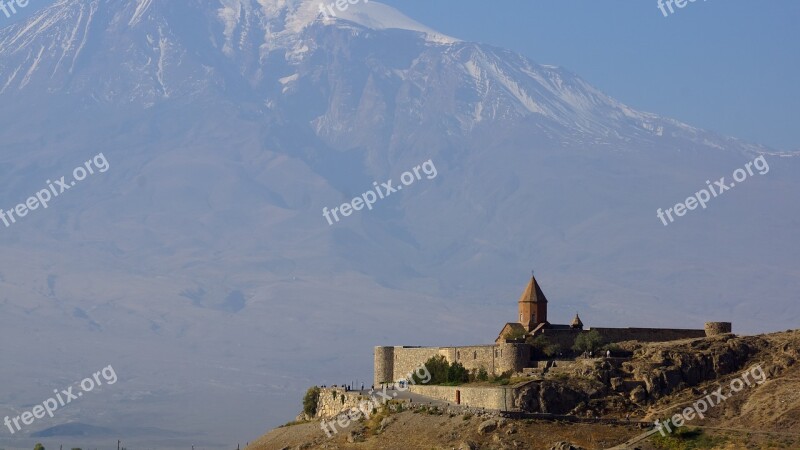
606,349,611,358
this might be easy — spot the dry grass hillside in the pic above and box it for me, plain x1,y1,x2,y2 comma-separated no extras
248,330,800,450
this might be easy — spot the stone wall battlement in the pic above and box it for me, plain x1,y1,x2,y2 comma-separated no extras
374,343,529,385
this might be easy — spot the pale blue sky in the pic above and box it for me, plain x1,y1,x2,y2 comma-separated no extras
6,0,797,149
381,1,800,151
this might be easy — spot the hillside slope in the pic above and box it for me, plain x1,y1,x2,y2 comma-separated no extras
249,330,800,450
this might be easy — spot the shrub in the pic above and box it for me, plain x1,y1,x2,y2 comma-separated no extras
544,343,563,358
279,420,305,428
504,327,527,340
573,330,604,353
477,367,489,381
302,386,321,417
527,335,560,359
416,355,469,385
650,424,726,449
600,343,633,357
490,370,513,384
447,362,470,384
415,355,449,384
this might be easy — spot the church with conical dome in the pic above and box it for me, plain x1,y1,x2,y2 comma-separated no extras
374,273,730,386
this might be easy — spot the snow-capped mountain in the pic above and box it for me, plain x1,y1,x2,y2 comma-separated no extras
0,1,797,449
0,0,768,149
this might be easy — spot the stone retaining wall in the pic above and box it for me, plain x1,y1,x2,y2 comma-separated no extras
314,388,373,420
407,384,518,411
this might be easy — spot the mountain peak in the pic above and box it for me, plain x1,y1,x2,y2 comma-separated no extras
315,0,459,44
215,0,459,45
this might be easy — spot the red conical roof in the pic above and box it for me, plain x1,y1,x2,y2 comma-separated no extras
518,274,548,304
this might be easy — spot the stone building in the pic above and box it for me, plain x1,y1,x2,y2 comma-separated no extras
374,274,732,385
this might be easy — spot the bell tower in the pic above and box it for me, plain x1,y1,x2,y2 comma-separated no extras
518,272,548,331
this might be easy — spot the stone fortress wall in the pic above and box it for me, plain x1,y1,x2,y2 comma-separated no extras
375,323,731,385
592,327,707,343
705,322,733,336
374,276,733,393
539,327,710,350
375,343,529,385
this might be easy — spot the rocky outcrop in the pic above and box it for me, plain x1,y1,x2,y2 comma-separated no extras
249,332,800,450
512,333,796,415
477,419,497,435
303,333,799,426
625,334,766,399
515,380,604,414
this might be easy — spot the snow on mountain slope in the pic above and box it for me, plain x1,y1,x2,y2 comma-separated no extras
0,0,697,142
327,0,459,43
0,0,770,158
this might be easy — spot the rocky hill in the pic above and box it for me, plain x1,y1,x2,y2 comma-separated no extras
248,329,800,449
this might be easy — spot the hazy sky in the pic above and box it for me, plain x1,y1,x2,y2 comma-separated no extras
6,0,798,150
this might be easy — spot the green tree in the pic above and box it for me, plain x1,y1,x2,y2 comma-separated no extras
526,335,554,359
415,355,450,384
446,362,469,384
504,327,527,341
572,330,604,353
491,370,513,385
33,444,45,450
544,342,563,358
477,367,489,381
302,386,321,417
415,355,471,385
